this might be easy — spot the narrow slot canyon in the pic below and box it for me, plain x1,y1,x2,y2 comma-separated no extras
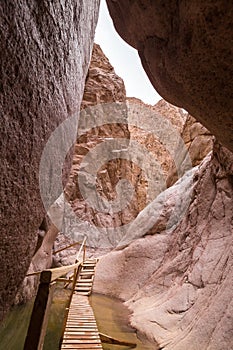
0,1,232,350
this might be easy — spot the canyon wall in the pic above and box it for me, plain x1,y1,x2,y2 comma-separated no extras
106,0,233,152
167,114,213,186
0,0,100,319
91,3,233,348
94,142,233,350
62,44,210,250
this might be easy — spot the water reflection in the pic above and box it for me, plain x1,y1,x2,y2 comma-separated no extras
0,286,69,350
90,294,154,350
0,289,154,350
0,300,33,350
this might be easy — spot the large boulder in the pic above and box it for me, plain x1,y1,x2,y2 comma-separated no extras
0,0,100,319
106,0,233,152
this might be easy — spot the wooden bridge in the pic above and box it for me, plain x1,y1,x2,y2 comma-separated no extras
24,237,136,350
61,258,103,350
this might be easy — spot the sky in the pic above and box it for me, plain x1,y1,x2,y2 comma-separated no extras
94,0,161,105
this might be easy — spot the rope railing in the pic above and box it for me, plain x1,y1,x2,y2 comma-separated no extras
23,236,87,350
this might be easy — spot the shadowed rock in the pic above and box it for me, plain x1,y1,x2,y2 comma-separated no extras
0,0,100,320
106,0,233,152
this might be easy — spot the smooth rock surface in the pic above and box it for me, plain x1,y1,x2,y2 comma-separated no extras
94,143,233,349
106,0,233,152
0,0,99,319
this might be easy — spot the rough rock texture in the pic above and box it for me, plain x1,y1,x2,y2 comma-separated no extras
64,44,191,248
106,0,233,152
182,115,213,166
64,43,212,248
64,43,132,247
0,0,100,319
127,97,187,184
94,143,233,349
14,224,58,305
81,43,126,109
167,113,214,186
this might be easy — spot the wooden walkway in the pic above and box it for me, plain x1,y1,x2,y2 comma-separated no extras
24,238,136,350
75,259,97,296
60,259,103,350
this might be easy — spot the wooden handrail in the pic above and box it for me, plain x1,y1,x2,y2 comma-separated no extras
26,236,87,279
53,240,82,254
25,261,80,279
41,261,81,283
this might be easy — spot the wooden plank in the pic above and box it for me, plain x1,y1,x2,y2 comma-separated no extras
62,340,101,344
67,317,96,320
62,346,102,348
64,331,98,333
65,327,98,330
60,262,102,350
64,334,100,338
67,313,94,316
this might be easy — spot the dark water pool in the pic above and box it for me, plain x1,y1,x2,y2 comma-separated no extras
0,286,69,350
0,288,154,350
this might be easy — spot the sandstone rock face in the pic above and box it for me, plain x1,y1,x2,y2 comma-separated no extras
127,97,187,182
64,42,212,249
64,44,191,246
0,0,99,319
167,113,214,186
81,44,126,109
64,43,131,247
182,115,213,166
106,0,233,152
94,143,233,349
58,99,187,249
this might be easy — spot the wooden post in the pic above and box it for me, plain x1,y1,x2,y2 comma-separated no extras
83,241,86,262
75,236,87,262
24,271,56,350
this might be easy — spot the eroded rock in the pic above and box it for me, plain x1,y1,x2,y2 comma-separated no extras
64,44,212,249
81,43,126,109
94,143,233,349
0,0,100,319
167,113,214,186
